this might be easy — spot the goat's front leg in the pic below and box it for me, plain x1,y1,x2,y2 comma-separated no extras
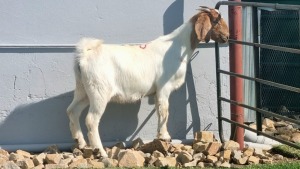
155,94,171,141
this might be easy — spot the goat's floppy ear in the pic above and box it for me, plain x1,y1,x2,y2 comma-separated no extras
195,13,212,43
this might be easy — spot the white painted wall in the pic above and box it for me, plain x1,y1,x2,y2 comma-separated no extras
0,0,230,151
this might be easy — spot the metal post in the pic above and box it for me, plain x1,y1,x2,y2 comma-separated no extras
229,0,244,149
252,7,262,134
215,42,225,143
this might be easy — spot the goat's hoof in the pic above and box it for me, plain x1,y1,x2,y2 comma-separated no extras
93,148,100,153
73,139,87,149
157,133,172,142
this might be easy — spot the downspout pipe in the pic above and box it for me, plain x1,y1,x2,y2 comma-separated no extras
228,0,244,149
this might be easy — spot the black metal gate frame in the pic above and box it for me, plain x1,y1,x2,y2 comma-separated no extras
215,1,300,149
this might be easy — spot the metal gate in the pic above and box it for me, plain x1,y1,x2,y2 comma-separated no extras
215,1,300,149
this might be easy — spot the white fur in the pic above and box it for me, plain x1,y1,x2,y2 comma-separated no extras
67,9,228,157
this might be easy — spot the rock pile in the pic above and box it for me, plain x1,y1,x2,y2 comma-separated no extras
249,117,300,143
0,131,287,169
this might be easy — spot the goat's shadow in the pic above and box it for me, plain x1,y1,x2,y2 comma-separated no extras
0,91,140,146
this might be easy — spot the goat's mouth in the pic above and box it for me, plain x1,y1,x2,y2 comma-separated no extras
219,35,229,43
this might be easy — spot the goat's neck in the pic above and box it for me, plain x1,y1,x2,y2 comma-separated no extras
159,19,199,61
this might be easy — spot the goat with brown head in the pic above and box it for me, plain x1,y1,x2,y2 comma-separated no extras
191,6,229,46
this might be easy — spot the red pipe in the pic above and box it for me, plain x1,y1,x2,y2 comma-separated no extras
228,0,244,149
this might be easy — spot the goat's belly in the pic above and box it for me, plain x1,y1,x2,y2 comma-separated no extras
110,83,156,103
111,93,144,103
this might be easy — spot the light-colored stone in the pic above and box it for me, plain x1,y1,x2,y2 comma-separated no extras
197,161,205,168
222,140,240,151
183,159,198,167
146,156,157,166
132,138,144,150
274,121,288,127
220,150,232,161
194,131,214,143
204,142,222,156
176,151,193,164
72,148,83,156
154,157,177,167
1,161,21,169
187,148,194,155
62,152,74,159
206,155,218,163
193,153,206,161
232,150,242,163
118,150,145,167
69,159,89,168
139,139,169,154
0,157,8,165
87,159,105,168
253,148,265,158
193,142,209,153
44,164,68,169
9,153,24,162
263,118,275,129
16,159,35,169
32,164,44,169
248,155,260,164
33,153,46,166
172,143,184,151
45,154,62,164
16,150,32,159
168,146,176,153
214,160,222,167
243,147,254,157
152,150,164,158
0,149,9,157
237,156,248,165
59,158,72,166
249,124,257,130
71,155,84,162
101,158,118,167
0,154,9,162
181,145,192,151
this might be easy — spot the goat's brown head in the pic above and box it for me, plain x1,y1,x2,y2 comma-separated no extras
192,7,229,44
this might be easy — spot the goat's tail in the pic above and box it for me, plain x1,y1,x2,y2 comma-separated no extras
75,38,103,64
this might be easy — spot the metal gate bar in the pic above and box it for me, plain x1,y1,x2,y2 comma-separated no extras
215,1,300,150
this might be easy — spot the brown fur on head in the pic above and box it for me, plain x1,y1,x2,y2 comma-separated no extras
191,7,229,47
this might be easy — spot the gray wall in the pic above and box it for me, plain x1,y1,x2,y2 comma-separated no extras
0,0,230,151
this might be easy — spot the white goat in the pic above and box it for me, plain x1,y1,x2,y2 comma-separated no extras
67,7,229,157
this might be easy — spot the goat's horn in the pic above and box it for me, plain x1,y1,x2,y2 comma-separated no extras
199,6,210,8
197,7,211,12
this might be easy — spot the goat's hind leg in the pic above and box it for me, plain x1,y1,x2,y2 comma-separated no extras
67,84,89,149
85,91,109,157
